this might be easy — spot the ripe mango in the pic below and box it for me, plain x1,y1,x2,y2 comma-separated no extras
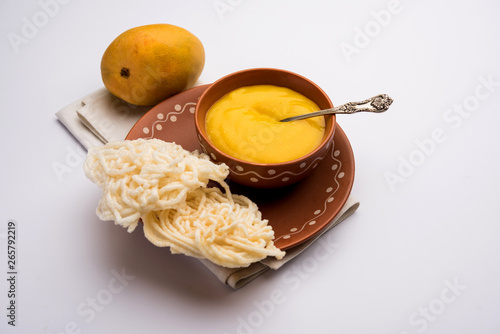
100,24,205,106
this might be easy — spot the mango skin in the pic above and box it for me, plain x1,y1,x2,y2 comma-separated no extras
100,24,205,106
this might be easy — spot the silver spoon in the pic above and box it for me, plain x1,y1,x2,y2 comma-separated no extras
279,94,393,122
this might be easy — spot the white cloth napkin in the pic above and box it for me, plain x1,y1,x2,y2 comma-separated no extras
56,87,151,149
55,87,360,289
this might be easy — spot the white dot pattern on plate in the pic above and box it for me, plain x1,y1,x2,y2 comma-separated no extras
263,139,348,245
268,169,276,175
142,102,198,137
210,153,217,160
235,165,244,172
282,177,290,182
250,177,258,183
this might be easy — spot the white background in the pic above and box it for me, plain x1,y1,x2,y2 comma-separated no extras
1,0,500,333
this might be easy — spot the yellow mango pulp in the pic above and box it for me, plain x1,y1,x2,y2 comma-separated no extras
205,85,326,164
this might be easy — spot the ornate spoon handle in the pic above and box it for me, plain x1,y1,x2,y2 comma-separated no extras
280,94,393,122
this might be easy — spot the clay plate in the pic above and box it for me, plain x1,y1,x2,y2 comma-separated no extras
126,84,355,250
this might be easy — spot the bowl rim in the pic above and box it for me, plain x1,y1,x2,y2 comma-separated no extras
194,67,336,167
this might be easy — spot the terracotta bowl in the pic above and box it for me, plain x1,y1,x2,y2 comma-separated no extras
194,68,336,188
